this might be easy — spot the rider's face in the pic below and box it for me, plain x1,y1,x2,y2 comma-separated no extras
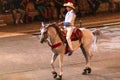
66,7,72,11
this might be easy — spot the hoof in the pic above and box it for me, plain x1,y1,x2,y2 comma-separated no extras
82,67,92,75
52,71,57,78
87,67,91,73
55,75,62,80
82,69,87,75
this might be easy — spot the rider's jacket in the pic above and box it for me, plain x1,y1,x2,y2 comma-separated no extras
63,10,76,27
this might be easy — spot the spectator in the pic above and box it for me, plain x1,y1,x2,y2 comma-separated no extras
54,0,64,20
74,0,82,17
101,0,115,12
0,0,2,13
45,0,53,20
25,0,35,23
35,0,48,21
87,0,100,14
47,0,57,19
8,0,14,12
12,0,26,24
1,0,10,13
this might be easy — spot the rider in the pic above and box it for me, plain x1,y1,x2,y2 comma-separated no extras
58,2,76,56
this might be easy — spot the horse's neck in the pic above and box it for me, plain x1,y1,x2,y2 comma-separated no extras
48,27,62,44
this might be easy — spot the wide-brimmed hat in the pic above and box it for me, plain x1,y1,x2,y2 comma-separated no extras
64,2,75,9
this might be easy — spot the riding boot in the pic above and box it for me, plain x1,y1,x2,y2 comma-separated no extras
68,50,73,56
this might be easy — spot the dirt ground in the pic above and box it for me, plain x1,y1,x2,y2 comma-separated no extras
0,12,120,80
0,25,119,80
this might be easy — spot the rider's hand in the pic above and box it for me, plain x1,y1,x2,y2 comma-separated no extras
57,22,63,26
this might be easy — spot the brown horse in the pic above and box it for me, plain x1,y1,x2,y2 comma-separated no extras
39,22,100,80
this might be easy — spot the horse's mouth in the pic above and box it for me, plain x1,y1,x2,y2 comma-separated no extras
40,38,44,43
40,38,47,43
40,40,44,43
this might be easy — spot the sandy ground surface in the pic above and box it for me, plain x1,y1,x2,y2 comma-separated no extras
0,12,120,80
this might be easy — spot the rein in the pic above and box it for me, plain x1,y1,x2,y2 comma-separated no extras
46,24,63,49
48,42,62,49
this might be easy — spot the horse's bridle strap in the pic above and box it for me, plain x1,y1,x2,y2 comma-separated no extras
48,42,62,49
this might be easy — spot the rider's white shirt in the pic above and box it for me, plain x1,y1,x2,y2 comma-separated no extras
64,10,76,26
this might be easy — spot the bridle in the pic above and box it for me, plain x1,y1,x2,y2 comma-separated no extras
40,24,63,49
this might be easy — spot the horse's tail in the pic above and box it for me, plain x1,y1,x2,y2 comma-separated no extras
92,29,102,52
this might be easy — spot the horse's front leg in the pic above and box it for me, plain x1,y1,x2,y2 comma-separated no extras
51,53,58,78
56,53,64,80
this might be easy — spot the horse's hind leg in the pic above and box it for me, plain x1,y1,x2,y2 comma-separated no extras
80,44,93,75
80,44,88,64
51,53,58,78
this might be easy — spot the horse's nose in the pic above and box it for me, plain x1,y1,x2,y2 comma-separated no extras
40,39,44,43
40,38,44,43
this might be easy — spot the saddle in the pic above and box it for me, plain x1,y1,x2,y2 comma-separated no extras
61,28,83,42
60,28,83,54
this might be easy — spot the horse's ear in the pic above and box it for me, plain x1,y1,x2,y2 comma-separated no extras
41,22,44,27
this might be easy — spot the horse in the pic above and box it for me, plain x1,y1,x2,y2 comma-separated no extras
39,22,100,80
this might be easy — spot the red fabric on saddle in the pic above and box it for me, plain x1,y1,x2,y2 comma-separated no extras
61,28,83,54
62,28,83,42
71,28,83,41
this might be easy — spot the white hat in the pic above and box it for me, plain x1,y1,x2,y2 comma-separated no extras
64,2,75,9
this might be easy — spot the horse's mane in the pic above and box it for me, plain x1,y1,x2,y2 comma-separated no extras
47,23,63,42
